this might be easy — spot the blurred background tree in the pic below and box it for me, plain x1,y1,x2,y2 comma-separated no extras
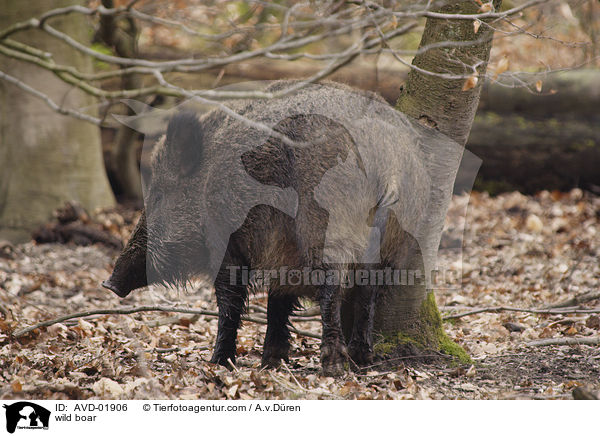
0,0,115,243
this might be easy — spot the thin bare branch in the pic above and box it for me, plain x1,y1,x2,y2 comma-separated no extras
0,69,102,124
12,304,320,339
543,291,600,310
526,337,600,347
442,306,600,320
1,5,390,71
0,0,573,130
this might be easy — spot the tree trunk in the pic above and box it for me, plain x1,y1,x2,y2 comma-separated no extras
98,0,143,204
395,1,501,145
362,0,501,358
0,0,115,243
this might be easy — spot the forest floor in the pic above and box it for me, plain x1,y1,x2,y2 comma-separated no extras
0,189,599,400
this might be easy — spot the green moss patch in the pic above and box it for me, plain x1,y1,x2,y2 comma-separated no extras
374,292,472,365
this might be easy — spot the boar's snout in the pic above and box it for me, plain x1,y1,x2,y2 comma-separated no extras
102,250,148,297
102,211,148,298
101,278,133,298
102,276,131,298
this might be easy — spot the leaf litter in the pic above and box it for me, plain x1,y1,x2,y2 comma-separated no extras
0,189,598,400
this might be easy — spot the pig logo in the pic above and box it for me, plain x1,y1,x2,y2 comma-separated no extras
2,402,50,433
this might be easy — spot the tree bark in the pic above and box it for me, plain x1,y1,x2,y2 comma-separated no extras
395,1,501,145
362,0,501,355
0,0,115,243
98,0,143,204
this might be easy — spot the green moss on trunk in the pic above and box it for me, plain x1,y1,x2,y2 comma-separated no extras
374,292,472,364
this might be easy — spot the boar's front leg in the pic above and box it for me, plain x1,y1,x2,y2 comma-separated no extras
347,286,378,367
319,281,348,376
262,293,298,368
210,267,248,367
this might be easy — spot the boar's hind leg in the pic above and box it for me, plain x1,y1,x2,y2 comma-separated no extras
210,269,248,367
347,286,378,367
319,282,348,376
262,293,299,368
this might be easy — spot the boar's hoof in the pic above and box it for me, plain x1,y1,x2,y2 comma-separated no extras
261,347,290,369
348,342,374,368
260,355,286,369
320,341,348,377
210,353,236,369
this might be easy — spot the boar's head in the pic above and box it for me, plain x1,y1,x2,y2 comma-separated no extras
103,104,299,298
103,112,211,296
143,112,212,287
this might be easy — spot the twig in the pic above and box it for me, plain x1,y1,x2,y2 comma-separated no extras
12,305,217,337
154,347,180,354
290,316,322,323
268,372,304,395
526,337,600,347
71,351,111,370
294,306,321,317
20,381,84,397
145,314,200,328
0,69,102,124
227,358,240,373
267,370,341,399
280,361,304,390
442,306,600,320
543,291,600,310
358,353,446,371
250,303,322,318
12,304,320,339
248,304,267,315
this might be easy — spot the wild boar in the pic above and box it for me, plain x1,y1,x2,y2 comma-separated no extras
103,81,464,375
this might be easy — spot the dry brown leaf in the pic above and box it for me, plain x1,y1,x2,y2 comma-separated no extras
473,20,481,34
535,80,543,92
11,380,22,393
92,378,124,397
0,320,11,333
539,327,554,338
226,384,238,399
462,74,478,91
478,2,493,13
525,214,543,233
3,187,599,401
586,316,600,330
565,326,578,336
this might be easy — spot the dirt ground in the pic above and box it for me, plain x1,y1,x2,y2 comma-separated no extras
0,189,599,400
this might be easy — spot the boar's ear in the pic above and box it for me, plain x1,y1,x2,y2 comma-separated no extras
165,111,203,175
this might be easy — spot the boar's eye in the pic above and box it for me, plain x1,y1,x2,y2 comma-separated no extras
165,111,203,176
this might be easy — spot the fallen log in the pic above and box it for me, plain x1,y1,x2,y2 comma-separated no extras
467,112,600,194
